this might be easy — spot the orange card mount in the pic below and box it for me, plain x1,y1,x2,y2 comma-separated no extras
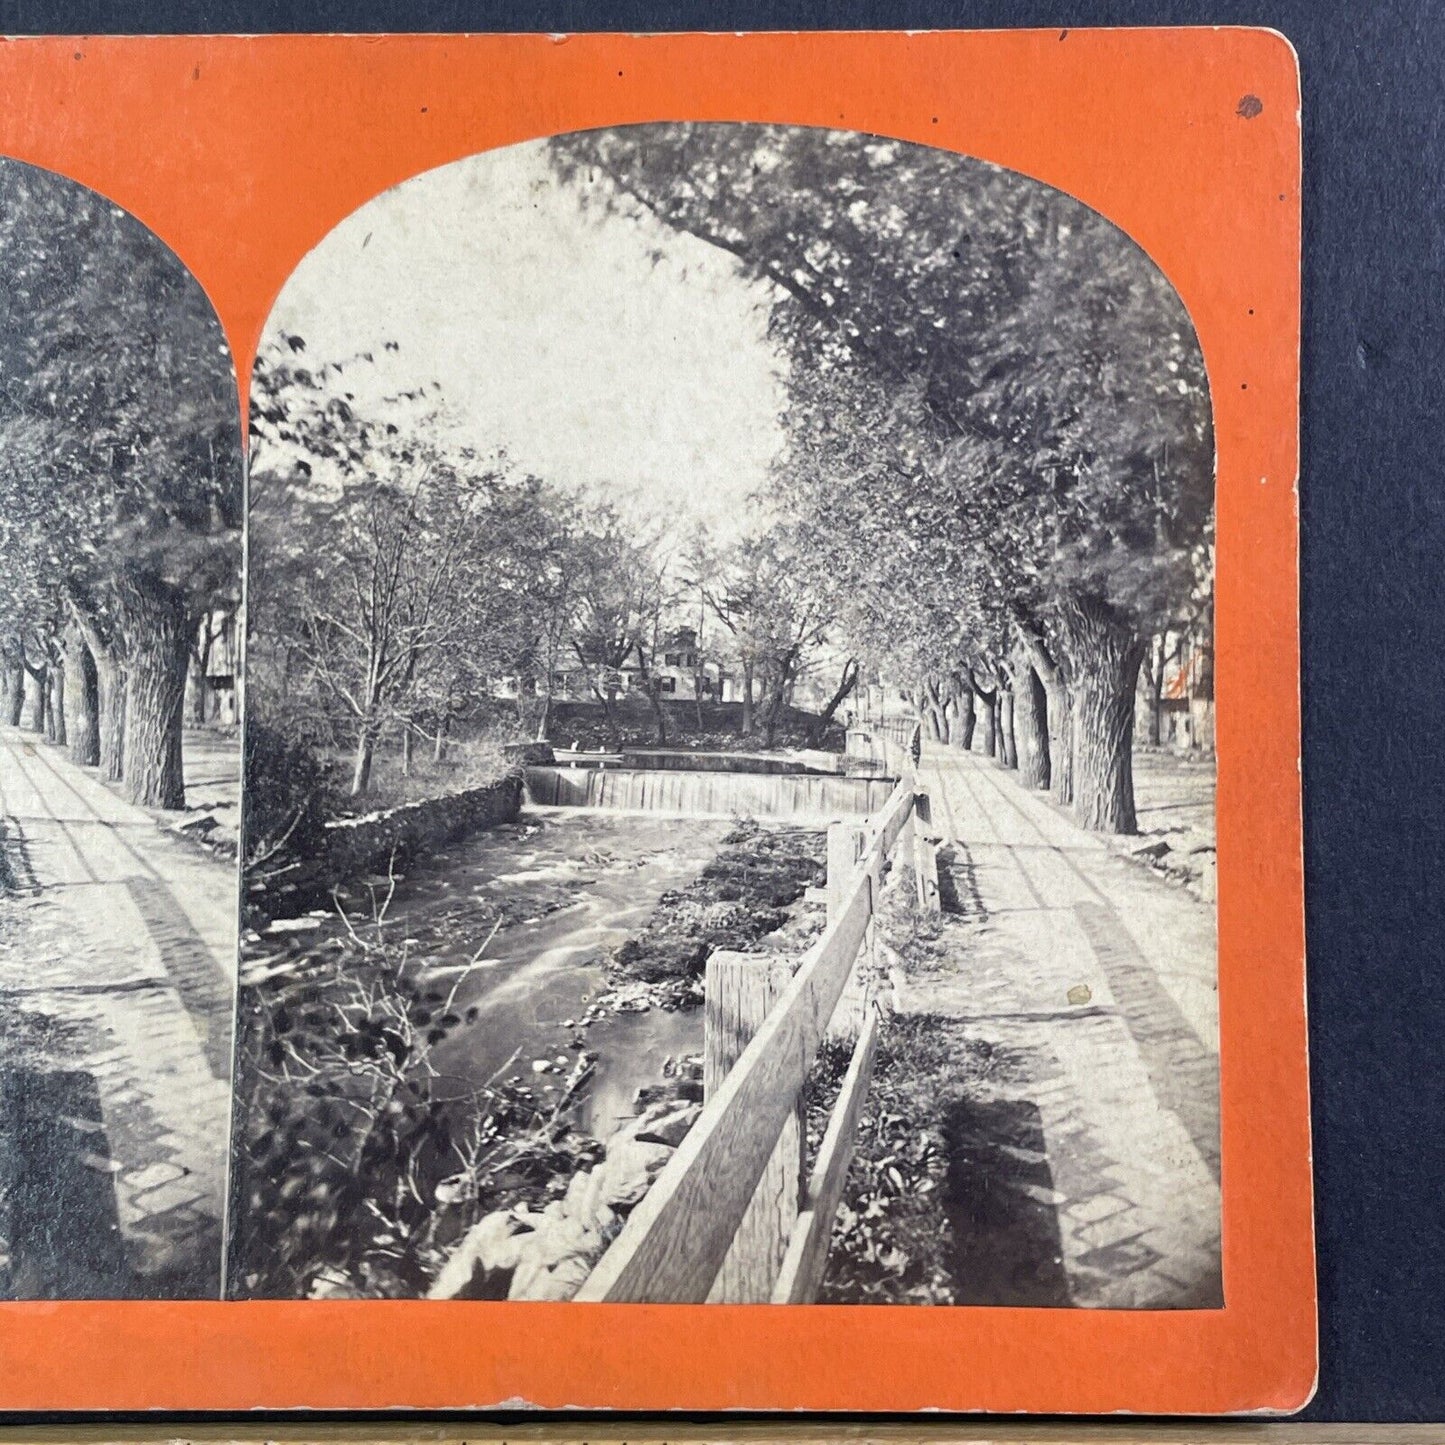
0,30,1310,1414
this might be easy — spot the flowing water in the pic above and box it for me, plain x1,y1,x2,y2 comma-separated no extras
524,766,893,819
275,811,730,1137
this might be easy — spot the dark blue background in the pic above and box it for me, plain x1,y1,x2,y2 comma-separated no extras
1,0,1440,1423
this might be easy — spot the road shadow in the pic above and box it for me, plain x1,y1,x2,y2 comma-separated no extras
1074,899,1220,1182
0,1061,135,1299
940,1092,1071,1306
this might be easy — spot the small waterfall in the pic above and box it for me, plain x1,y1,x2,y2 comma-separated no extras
524,767,894,820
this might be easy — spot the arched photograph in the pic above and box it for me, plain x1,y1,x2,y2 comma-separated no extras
0,162,243,1298
230,124,1218,1308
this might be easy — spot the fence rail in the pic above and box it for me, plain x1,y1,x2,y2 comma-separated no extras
846,714,922,776
576,746,924,1305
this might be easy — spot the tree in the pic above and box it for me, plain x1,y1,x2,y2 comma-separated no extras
701,526,836,747
551,124,1213,832
564,511,670,747
0,160,242,807
249,336,568,797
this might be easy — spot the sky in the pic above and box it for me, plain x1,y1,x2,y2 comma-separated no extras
263,139,787,543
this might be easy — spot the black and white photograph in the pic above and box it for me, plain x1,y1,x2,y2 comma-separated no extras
228,125,1219,1308
0,161,244,1298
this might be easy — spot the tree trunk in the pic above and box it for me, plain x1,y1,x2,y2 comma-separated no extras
998,682,1017,769
351,724,376,797
954,681,975,750
435,713,449,763
68,595,129,781
973,679,996,758
1,647,23,727
1059,600,1147,834
807,658,859,746
39,673,53,739
740,659,755,736
1140,635,1166,747
923,702,943,743
21,653,47,732
49,666,66,747
1023,634,1073,808
190,621,215,724
401,724,413,777
977,695,996,758
1009,651,1050,791
1151,637,1167,746
762,669,790,748
63,626,100,768
1146,694,1163,748
115,579,192,809
600,685,621,750
96,652,126,782
647,680,669,746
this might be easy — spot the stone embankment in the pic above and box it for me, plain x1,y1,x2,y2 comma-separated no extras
429,1064,703,1301
317,776,524,883
254,775,523,923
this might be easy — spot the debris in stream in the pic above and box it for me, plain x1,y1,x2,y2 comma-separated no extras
608,819,826,990
428,1053,707,1302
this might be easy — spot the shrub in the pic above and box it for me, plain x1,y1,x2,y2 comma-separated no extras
243,719,343,867
227,916,597,1299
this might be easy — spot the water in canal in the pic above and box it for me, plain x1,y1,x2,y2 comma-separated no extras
276,810,731,1137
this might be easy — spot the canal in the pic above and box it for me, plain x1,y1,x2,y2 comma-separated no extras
254,810,733,1137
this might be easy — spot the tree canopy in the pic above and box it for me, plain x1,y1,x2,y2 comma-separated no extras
0,160,242,805
551,124,1215,830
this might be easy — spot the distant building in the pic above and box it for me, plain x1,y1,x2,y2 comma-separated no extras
488,627,757,708
654,627,716,700
1140,635,1214,751
186,611,239,726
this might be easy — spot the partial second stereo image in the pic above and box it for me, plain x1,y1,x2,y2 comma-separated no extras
0,160,243,1299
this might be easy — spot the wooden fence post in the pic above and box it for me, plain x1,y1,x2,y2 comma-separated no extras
826,822,875,1044
826,821,864,927
703,950,802,1303
914,826,942,912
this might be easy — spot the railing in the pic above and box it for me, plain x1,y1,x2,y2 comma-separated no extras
874,715,921,747
845,716,922,777
575,775,924,1304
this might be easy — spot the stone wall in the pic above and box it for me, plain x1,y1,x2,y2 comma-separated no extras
321,774,523,880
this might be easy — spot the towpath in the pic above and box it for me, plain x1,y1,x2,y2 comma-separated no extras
0,727,235,1299
902,741,1221,1308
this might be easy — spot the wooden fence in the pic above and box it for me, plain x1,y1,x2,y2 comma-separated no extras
846,714,922,776
576,744,931,1305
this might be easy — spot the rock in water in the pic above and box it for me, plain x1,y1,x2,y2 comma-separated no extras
634,1104,701,1149
594,1136,675,1210
427,1211,532,1300
508,1213,604,1301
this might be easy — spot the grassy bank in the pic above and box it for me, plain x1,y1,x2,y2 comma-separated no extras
811,866,1076,1306
329,732,517,816
809,1014,1035,1305
229,914,607,1300
609,819,827,1004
